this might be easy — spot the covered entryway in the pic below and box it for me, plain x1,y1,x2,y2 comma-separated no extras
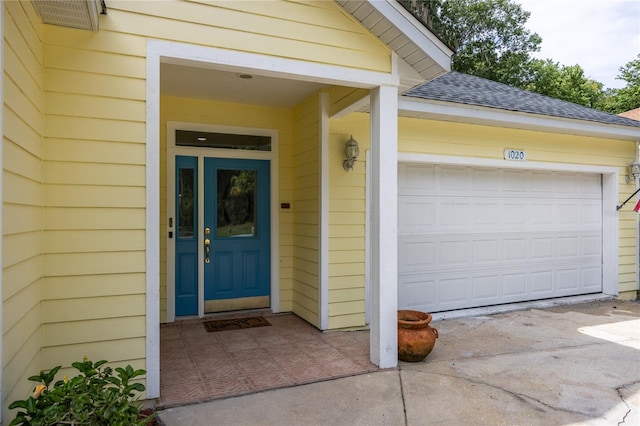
398,162,604,312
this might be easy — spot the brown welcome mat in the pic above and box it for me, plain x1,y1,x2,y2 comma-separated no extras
203,316,271,332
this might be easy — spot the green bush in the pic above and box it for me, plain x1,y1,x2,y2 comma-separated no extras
9,357,153,426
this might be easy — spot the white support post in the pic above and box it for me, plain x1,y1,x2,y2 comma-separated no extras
369,85,398,368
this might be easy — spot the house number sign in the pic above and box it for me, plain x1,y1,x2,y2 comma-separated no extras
504,149,526,161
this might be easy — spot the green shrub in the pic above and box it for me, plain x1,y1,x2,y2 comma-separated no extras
9,357,153,426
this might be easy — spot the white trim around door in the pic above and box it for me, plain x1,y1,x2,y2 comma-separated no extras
166,122,280,323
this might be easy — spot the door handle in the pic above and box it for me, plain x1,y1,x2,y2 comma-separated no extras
204,238,211,264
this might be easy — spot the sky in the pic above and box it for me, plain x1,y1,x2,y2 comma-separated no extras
516,0,640,89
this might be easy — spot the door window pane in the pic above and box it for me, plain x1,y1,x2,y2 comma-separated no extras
178,168,195,238
217,169,257,238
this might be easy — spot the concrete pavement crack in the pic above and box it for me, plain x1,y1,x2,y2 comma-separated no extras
412,369,590,418
398,370,408,426
616,380,640,426
418,338,628,366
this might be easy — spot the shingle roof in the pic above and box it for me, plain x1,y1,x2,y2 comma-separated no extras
404,72,640,128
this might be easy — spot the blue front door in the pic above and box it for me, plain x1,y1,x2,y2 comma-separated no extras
204,158,271,308
174,156,271,316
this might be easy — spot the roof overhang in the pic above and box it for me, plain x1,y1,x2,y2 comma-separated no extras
399,97,640,142
336,0,453,83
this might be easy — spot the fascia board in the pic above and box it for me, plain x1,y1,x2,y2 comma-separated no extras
369,0,452,71
399,97,640,142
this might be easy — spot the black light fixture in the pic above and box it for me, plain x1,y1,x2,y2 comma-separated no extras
343,135,360,172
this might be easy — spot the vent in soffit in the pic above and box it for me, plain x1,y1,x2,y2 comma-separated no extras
32,0,106,32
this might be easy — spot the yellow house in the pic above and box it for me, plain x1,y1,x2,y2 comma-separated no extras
2,0,638,420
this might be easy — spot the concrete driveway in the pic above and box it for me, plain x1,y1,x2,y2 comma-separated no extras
158,299,640,425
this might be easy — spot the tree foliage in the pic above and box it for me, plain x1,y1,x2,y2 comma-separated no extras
434,0,542,87
599,55,640,113
523,60,604,108
399,0,639,113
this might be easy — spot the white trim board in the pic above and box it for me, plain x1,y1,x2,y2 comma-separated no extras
319,93,330,330
399,98,640,141
151,40,399,89
166,121,280,323
397,152,620,298
145,43,161,400
0,3,5,420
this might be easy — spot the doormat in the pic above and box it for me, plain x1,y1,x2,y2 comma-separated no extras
203,316,271,333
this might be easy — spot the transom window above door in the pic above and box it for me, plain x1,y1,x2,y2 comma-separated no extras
176,130,271,151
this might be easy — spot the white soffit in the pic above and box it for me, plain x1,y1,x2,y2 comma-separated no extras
32,0,105,32
336,0,452,81
399,97,640,141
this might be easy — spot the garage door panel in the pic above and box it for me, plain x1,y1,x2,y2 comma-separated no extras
557,269,579,290
558,237,579,257
399,240,436,268
504,203,528,225
399,200,437,232
530,172,555,192
472,168,499,190
582,268,602,289
401,164,436,194
400,232,600,272
399,277,437,310
504,273,527,296
581,201,602,224
555,173,580,193
532,203,553,225
473,275,499,299
504,238,527,261
580,174,602,195
440,240,467,265
472,240,499,263
398,164,603,312
503,170,527,190
474,203,500,225
440,277,468,304
556,203,579,225
583,237,602,256
440,167,468,192
440,200,469,226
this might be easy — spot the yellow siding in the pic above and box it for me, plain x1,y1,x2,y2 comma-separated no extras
327,112,638,330
159,95,295,321
109,0,391,74
326,110,368,329
2,0,44,417
34,0,389,336
291,94,321,327
1,0,391,414
36,4,148,402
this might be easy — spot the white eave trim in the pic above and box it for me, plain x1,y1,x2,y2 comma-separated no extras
399,97,640,141
371,0,452,71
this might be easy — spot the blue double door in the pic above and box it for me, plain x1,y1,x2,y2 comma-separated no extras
175,156,271,316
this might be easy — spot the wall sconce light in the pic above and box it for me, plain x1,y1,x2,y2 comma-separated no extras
625,159,640,184
343,135,360,172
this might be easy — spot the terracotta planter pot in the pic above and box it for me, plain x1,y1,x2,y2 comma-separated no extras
397,310,439,362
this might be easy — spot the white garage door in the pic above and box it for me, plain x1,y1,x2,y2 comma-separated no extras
398,163,603,313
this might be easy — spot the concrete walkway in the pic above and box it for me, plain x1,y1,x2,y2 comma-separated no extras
158,299,640,425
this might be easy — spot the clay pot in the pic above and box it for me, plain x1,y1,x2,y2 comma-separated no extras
398,310,439,362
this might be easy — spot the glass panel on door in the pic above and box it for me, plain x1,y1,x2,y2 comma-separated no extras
216,169,257,238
